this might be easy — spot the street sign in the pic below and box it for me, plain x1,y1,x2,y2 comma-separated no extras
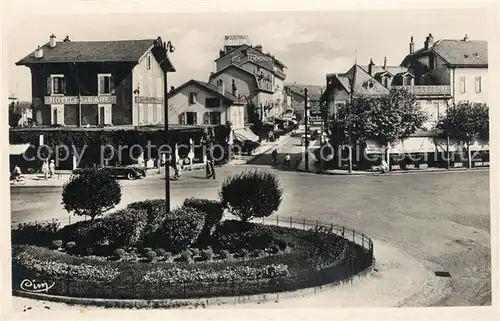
44,96,116,104
135,96,164,104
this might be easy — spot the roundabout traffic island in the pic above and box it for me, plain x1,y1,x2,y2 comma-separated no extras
11,169,375,309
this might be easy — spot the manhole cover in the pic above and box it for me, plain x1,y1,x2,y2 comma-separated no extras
434,271,451,278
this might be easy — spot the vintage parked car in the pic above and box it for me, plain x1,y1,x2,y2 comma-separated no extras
72,165,147,180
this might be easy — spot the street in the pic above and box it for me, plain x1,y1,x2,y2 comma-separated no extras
10,136,491,306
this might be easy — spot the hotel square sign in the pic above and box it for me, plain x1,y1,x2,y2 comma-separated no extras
135,96,164,104
44,96,117,105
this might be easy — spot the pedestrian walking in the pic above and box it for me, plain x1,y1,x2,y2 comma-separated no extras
380,159,389,173
284,154,291,168
42,161,49,180
49,160,56,178
271,149,278,165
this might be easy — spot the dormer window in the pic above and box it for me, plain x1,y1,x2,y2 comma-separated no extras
383,77,389,87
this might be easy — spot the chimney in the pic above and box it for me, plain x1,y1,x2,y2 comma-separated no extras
219,49,225,57
368,58,375,75
255,44,263,52
34,45,44,59
409,36,415,54
383,57,387,70
170,86,175,92
424,33,434,49
463,34,470,42
63,36,70,42
49,34,56,48
217,79,225,96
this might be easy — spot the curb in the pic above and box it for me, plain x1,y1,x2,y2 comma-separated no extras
296,167,490,176
245,135,292,164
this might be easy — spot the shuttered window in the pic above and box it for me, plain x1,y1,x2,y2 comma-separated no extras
48,75,65,95
98,74,114,95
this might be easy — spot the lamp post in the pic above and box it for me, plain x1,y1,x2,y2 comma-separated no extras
157,39,175,212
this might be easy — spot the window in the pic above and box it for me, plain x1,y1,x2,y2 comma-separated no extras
205,97,221,108
204,111,221,125
475,76,482,93
429,55,435,70
383,77,389,87
180,112,197,125
98,74,114,95
403,76,411,86
460,76,466,93
146,54,152,71
433,102,440,121
48,75,65,95
189,92,197,104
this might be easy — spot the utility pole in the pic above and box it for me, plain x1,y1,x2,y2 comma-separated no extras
304,88,309,171
75,62,82,127
319,89,324,172
159,39,175,212
446,100,451,169
348,67,356,174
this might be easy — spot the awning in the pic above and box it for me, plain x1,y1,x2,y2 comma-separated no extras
434,137,461,152
10,143,30,155
390,137,436,154
234,128,259,143
469,140,489,152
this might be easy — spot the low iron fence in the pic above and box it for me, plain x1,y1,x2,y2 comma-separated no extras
12,215,375,300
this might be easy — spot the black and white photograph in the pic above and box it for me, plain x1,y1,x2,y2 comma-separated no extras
1,0,498,320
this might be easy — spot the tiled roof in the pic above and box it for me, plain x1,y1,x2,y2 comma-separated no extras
16,39,157,65
346,65,390,96
215,44,287,68
285,84,325,100
401,38,488,67
209,64,273,93
167,79,242,103
360,65,408,76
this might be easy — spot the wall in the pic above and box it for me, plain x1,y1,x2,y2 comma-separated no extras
227,104,245,129
168,82,228,125
417,98,450,130
132,50,164,126
450,67,488,104
28,61,134,126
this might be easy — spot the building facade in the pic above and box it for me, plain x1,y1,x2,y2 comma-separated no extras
16,35,175,127
400,34,488,105
167,79,245,130
210,35,287,122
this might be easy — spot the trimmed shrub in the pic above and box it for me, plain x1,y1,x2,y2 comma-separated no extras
183,198,223,246
155,248,167,258
11,221,60,246
251,249,266,258
57,220,107,254
239,248,250,258
219,250,231,260
113,248,127,259
126,199,168,227
50,240,63,250
212,220,289,252
219,169,283,222
160,206,205,253
103,209,149,249
201,248,214,261
62,168,122,220
65,241,76,254
145,250,157,262
178,250,194,263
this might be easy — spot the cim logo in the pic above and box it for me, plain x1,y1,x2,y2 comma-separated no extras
20,279,55,293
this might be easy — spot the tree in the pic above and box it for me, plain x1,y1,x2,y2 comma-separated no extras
9,102,22,127
436,101,489,168
219,169,283,222
62,169,122,220
335,88,429,163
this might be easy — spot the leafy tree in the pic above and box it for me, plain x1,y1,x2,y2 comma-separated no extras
219,169,283,222
62,168,122,220
436,101,489,168
335,88,428,162
9,102,22,127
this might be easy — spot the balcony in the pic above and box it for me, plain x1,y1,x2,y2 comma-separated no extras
395,85,451,97
274,69,287,79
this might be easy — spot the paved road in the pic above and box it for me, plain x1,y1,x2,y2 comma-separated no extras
10,136,491,306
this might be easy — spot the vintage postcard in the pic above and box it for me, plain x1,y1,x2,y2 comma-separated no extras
1,0,498,320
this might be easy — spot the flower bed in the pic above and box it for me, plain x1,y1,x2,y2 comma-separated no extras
11,221,365,300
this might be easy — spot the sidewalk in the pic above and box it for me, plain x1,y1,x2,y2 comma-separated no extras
296,144,490,176
9,238,436,311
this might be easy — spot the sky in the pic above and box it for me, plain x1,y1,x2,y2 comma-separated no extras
4,5,492,101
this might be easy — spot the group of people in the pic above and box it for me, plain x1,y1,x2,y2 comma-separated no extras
11,160,56,182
